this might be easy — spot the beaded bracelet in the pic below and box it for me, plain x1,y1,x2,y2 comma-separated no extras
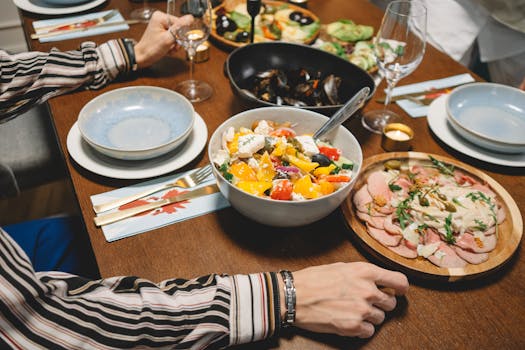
279,270,296,328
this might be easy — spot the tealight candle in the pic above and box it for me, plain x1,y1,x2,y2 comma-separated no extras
187,41,210,63
381,123,414,151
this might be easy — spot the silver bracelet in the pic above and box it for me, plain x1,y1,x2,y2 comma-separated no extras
280,270,296,328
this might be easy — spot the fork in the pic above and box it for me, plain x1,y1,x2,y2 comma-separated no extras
92,164,213,214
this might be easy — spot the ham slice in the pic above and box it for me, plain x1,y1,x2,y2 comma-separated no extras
366,171,394,215
453,247,489,265
357,211,385,229
388,240,417,259
428,243,467,268
384,214,402,235
497,207,506,225
366,223,402,247
353,185,373,213
455,232,497,253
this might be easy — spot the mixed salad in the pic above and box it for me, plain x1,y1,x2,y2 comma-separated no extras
212,120,354,200
213,0,320,44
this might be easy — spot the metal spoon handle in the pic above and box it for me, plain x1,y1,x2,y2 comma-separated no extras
313,86,370,140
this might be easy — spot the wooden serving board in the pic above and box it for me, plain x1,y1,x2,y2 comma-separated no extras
210,0,321,49
341,152,523,282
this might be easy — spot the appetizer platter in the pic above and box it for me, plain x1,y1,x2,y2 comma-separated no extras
211,0,321,48
341,152,522,281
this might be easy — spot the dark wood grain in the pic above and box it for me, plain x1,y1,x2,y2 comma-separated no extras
19,1,525,349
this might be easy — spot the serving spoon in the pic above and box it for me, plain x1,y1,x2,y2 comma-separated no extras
313,86,370,140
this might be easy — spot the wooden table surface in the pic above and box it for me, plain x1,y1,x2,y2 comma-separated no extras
19,0,524,349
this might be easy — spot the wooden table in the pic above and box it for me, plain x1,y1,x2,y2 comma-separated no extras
19,1,524,349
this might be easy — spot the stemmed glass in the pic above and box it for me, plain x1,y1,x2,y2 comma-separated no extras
130,0,154,21
361,0,427,133
167,0,213,102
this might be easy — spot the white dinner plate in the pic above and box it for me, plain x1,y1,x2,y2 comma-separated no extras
427,95,525,167
67,112,208,179
13,0,106,15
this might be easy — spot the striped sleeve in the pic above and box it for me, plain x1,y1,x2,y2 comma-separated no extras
0,228,280,349
0,39,131,124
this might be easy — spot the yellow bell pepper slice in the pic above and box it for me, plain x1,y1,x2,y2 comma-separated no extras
319,179,335,195
286,154,319,173
256,152,276,182
313,164,337,177
237,181,272,196
293,175,321,199
229,162,257,181
271,139,286,157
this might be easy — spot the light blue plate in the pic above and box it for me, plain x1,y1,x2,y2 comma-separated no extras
78,86,194,160
446,83,525,154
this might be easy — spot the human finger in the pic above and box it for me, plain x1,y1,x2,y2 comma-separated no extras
365,306,385,325
356,321,375,338
373,268,409,295
168,14,194,31
371,289,397,311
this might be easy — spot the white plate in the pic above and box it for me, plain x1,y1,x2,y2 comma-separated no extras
427,95,525,167
13,0,106,15
67,112,208,179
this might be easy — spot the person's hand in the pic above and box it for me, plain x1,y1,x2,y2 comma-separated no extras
133,11,193,69
285,262,409,338
520,76,525,90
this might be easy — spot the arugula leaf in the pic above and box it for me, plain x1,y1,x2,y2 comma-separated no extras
395,198,412,229
428,155,455,176
474,219,488,231
444,213,456,244
389,183,402,192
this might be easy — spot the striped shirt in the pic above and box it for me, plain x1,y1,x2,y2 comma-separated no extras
0,40,281,348
0,227,280,349
0,39,132,123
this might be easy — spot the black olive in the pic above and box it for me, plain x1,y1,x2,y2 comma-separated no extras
235,31,250,42
216,17,237,36
311,153,332,167
299,15,314,25
289,11,303,23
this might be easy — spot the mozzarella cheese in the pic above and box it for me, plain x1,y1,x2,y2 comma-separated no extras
295,135,319,157
237,134,265,158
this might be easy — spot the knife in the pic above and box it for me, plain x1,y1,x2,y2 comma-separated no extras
35,10,119,34
31,20,144,40
93,184,219,227
375,83,467,103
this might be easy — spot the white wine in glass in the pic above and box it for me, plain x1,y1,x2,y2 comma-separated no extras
167,0,213,102
361,0,427,134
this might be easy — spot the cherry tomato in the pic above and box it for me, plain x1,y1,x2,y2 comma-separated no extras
270,179,293,200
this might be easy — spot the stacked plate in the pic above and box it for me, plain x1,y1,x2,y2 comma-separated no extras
427,83,525,167
67,86,208,179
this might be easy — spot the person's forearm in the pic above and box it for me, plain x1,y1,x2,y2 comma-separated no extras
0,40,131,123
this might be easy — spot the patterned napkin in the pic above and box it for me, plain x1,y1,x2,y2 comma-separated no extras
90,167,230,242
392,73,476,118
32,10,129,43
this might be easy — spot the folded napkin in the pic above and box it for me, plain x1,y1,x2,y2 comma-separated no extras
90,167,230,242
33,10,129,43
392,73,476,118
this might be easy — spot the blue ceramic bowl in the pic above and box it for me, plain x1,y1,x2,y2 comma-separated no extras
78,86,195,160
446,83,525,154
41,0,92,5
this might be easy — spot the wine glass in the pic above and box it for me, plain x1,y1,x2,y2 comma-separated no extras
167,0,213,102
361,0,427,133
130,0,154,21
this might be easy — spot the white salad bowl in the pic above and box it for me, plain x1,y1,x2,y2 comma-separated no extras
208,106,363,227
78,86,195,161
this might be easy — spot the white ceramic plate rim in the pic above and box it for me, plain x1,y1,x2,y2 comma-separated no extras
13,0,106,15
66,112,208,179
427,95,525,167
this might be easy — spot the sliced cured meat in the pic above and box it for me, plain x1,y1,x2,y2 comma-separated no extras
384,214,402,235
388,240,417,258
428,243,467,268
453,247,489,265
497,207,506,225
470,182,496,199
366,223,402,247
454,170,478,186
455,232,497,253
366,171,394,214
353,185,373,213
391,175,412,195
411,164,439,183
357,211,385,229
423,228,441,244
